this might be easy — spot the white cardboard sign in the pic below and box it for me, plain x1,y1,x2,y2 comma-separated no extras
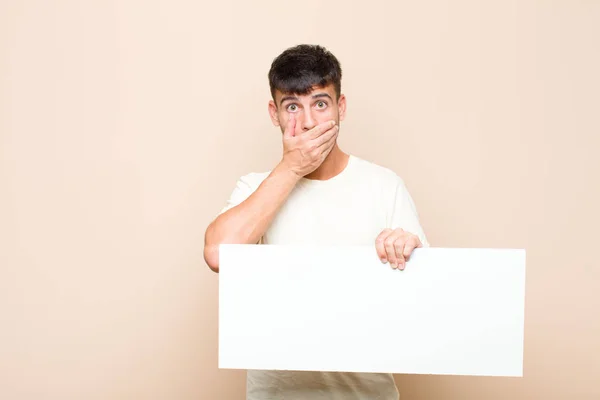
219,245,526,377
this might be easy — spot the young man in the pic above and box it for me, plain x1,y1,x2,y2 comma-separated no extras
204,44,429,400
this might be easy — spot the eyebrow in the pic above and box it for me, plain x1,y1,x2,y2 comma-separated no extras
312,93,332,101
279,92,333,106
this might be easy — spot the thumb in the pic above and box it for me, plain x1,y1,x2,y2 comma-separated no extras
283,114,296,138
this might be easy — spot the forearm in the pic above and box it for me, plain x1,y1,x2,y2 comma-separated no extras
204,161,300,271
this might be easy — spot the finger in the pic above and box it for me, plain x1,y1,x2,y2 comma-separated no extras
317,131,338,158
375,229,392,263
306,120,336,139
313,131,337,165
284,114,297,138
384,234,400,268
314,125,339,149
402,236,422,260
315,127,339,161
321,141,335,163
394,238,407,270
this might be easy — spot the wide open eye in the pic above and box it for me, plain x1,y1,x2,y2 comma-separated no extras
286,103,299,112
315,101,328,109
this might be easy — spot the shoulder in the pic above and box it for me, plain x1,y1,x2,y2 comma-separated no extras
234,170,271,192
220,170,271,214
350,155,406,188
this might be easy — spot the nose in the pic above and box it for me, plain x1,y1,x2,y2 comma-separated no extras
301,109,317,131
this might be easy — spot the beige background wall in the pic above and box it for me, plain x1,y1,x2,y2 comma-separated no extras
1,1,598,399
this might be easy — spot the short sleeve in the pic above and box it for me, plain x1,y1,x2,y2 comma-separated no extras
390,178,430,247
219,174,255,215
219,172,271,216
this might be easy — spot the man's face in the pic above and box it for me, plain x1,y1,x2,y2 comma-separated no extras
268,84,346,136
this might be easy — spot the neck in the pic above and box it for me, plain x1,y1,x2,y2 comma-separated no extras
304,145,350,181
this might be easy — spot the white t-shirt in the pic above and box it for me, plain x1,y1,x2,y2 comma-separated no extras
219,154,429,400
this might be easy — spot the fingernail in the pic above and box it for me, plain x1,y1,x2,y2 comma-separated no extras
381,258,387,264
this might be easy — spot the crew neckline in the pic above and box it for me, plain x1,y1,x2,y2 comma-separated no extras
298,154,356,187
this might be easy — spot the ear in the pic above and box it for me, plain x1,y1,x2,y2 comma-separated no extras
268,100,280,127
337,94,347,121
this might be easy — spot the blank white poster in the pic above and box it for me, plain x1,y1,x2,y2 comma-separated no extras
218,244,526,377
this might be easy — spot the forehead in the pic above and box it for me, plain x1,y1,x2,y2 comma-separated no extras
275,84,336,102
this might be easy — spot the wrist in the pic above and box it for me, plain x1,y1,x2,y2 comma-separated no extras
275,160,302,182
